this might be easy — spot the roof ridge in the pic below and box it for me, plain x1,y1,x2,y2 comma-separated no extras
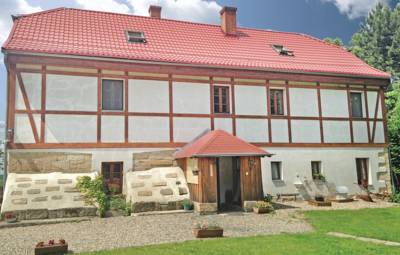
12,7,66,20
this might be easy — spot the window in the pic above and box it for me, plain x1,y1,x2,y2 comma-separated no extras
270,89,284,115
102,79,124,111
351,92,363,118
213,86,230,113
356,158,369,186
271,162,282,181
271,44,294,56
126,31,146,43
311,161,322,180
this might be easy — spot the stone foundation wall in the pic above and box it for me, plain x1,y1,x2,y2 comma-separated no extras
8,152,92,173
132,150,177,171
193,202,217,215
377,148,392,194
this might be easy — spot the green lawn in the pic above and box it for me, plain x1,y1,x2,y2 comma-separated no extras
79,207,400,255
304,207,400,242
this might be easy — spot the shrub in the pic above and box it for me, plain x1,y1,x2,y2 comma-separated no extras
109,195,132,216
263,194,273,203
76,176,109,217
254,201,275,213
390,192,400,203
193,222,222,230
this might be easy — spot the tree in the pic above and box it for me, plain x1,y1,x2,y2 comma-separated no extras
323,37,344,46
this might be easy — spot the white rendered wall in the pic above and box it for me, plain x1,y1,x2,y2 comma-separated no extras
261,147,387,196
367,91,382,118
15,73,42,110
173,82,210,114
129,116,170,142
214,118,233,134
370,121,385,143
14,114,41,143
291,120,321,143
320,89,349,117
46,74,97,111
289,88,318,117
234,85,267,115
271,119,289,143
129,79,169,113
173,117,210,142
101,116,125,143
353,121,369,143
45,115,97,143
236,118,268,142
323,121,351,143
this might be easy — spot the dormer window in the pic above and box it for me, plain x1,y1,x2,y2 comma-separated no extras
272,44,294,56
126,31,146,43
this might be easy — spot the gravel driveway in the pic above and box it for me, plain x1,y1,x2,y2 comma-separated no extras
0,210,311,255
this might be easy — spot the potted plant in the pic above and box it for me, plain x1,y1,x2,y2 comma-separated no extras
34,239,68,255
253,201,274,214
4,212,17,223
193,222,223,238
263,194,273,203
182,200,193,211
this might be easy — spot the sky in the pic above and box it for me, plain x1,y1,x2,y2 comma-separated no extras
0,0,398,139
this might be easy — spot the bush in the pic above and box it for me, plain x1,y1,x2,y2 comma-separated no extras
263,194,273,203
109,196,132,216
390,192,400,203
76,176,109,217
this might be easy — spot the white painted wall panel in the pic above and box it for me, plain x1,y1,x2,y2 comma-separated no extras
353,121,369,143
371,121,385,143
15,73,42,110
45,115,97,143
289,88,318,117
271,119,289,143
173,82,210,114
234,85,267,115
291,120,320,143
129,79,169,113
129,116,170,142
214,118,233,134
320,89,349,117
14,114,40,143
101,116,125,142
173,117,210,142
236,119,268,142
367,91,382,118
323,121,351,143
46,74,97,111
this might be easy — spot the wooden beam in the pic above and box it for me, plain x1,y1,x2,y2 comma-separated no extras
285,81,292,143
316,82,324,143
230,78,236,135
363,86,372,143
380,88,389,144
266,80,272,143
209,77,214,130
40,65,46,143
6,64,16,144
346,85,354,143
371,90,381,142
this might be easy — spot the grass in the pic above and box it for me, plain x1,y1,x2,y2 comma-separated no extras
78,207,400,255
304,207,400,242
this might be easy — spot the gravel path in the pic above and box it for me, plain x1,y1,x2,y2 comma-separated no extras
0,210,311,255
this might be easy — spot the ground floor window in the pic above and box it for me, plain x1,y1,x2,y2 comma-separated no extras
356,158,369,186
271,161,282,181
311,161,322,180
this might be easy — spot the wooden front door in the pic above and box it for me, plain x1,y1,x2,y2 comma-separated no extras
240,156,263,203
101,162,123,194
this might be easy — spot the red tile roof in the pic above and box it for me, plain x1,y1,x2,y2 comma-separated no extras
174,129,270,158
2,8,390,79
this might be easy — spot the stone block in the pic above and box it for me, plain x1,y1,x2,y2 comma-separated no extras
27,188,41,195
45,186,60,192
32,196,48,202
131,182,145,188
17,183,31,188
58,179,73,184
165,173,178,178
73,195,85,201
160,188,173,196
152,181,167,187
51,195,63,200
194,202,217,214
137,190,152,196
132,202,160,213
179,187,188,195
26,209,48,220
137,175,152,179
34,179,48,185
11,190,23,196
15,177,32,182
243,201,257,212
64,186,79,193
12,198,28,205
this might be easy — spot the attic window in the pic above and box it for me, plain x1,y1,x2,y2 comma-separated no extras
272,44,294,56
127,31,146,43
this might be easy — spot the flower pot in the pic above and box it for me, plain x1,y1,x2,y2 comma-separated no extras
183,204,193,211
253,207,271,214
192,228,223,238
34,243,68,255
6,218,17,223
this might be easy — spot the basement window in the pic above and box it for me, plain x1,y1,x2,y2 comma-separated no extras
126,31,146,43
271,44,294,56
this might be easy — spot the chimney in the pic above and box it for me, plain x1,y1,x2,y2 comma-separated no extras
220,6,237,35
149,5,161,18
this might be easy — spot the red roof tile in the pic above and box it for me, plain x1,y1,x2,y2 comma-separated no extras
2,8,390,79
174,129,270,158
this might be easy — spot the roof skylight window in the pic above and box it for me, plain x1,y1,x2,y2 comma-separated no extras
271,44,294,56
126,31,146,43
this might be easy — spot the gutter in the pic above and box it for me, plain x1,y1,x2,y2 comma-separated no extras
2,50,391,82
